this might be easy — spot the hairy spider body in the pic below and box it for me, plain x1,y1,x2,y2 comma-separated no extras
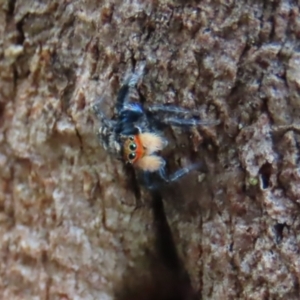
93,65,218,189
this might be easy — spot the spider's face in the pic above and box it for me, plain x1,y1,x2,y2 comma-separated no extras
121,133,166,172
122,135,145,164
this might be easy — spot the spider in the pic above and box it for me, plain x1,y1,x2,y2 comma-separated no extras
93,64,219,189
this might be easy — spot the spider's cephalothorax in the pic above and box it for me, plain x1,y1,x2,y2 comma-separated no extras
93,64,219,189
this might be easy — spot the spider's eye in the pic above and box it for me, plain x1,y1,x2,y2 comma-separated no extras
129,136,134,141
128,152,136,161
129,142,137,151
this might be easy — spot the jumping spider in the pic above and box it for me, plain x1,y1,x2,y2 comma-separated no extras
93,64,218,189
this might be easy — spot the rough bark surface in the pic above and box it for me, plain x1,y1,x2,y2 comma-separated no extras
1,0,300,299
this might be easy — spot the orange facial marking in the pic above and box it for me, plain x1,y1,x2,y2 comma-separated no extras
133,135,144,161
123,135,145,164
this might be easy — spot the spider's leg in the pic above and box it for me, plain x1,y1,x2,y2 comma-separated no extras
141,171,167,191
139,160,168,190
142,162,201,190
119,103,144,121
116,62,146,112
127,63,145,87
97,123,121,156
93,104,121,154
141,171,156,190
159,162,202,183
162,117,220,127
146,105,219,128
147,104,200,116
116,83,131,112
116,103,144,135
117,124,140,135
93,103,115,127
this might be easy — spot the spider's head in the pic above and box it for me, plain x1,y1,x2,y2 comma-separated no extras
122,135,145,165
121,133,167,172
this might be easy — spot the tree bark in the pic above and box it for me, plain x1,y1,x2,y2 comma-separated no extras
1,0,300,299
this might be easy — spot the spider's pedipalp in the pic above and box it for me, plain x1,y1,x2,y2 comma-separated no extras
138,132,167,154
136,155,165,172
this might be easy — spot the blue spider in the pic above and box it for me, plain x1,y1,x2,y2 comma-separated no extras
93,64,218,189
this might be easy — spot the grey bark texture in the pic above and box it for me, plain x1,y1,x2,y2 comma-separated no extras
1,0,300,299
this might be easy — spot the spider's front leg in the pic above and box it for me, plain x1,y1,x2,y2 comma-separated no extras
142,160,202,190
